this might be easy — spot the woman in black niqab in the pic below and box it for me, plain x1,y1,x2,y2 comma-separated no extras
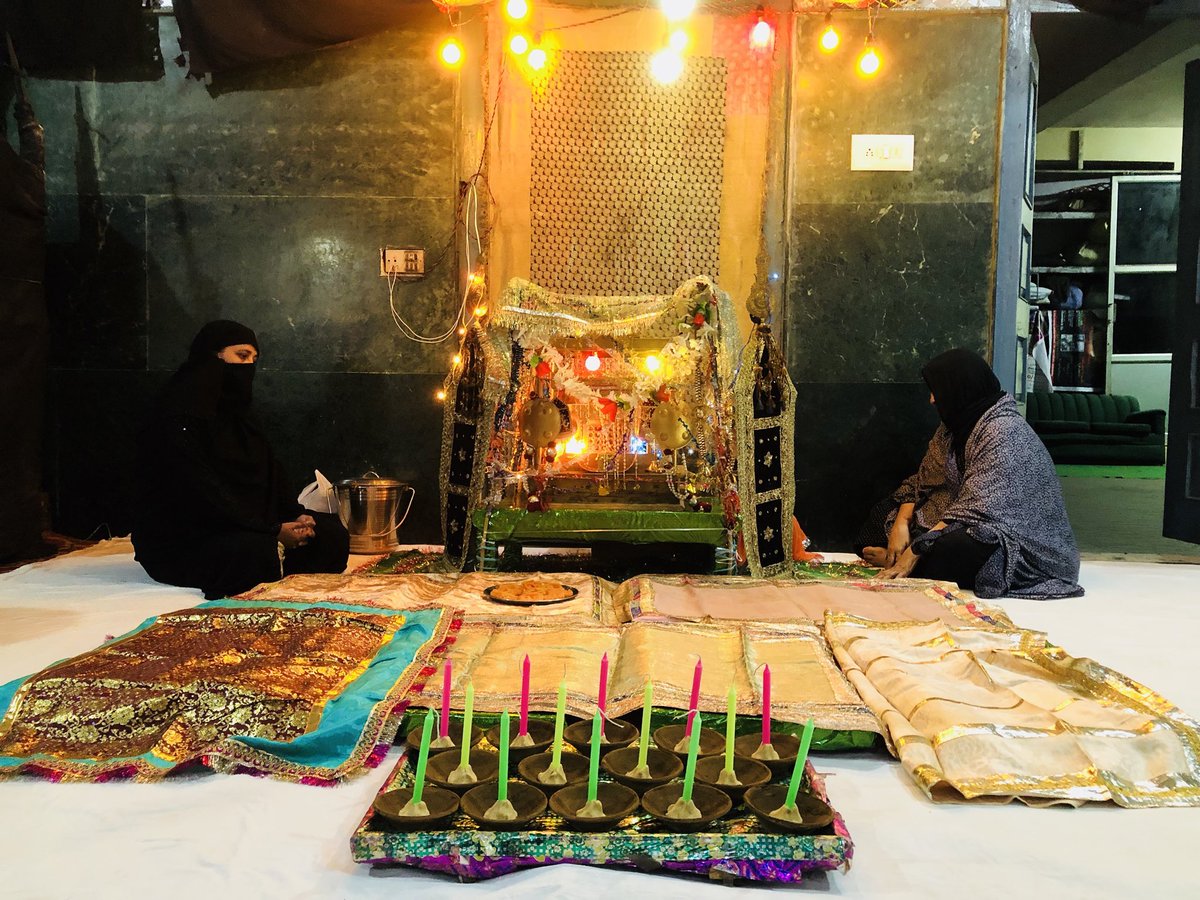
132,320,349,599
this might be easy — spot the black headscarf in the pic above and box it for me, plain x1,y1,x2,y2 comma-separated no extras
921,348,1005,464
144,320,279,527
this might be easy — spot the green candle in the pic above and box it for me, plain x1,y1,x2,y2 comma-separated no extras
458,681,474,771
586,709,602,805
636,680,653,770
724,684,736,773
681,710,702,803
497,710,510,803
784,717,816,809
411,708,434,805
550,679,566,768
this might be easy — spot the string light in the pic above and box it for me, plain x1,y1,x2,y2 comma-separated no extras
435,389,447,402
453,353,462,366
527,46,548,70
857,34,880,77
584,352,601,372
668,29,689,53
858,3,881,78
505,0,530,22
439,37,463,68
749,7,773,50
819,12,839,53
650,48,684,84
564,434,587,456
644,354,662,374
509,33,529,55
457,326,467,336
659,0,695,23
473,305,488,317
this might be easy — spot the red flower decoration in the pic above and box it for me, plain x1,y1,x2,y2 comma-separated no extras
598,397,618,422
654,386,671,403
693,312,706,326
535,360,552,378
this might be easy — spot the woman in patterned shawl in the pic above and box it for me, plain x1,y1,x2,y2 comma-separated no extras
871,348,1082,599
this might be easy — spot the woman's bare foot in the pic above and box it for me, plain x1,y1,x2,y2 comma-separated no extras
861,546,888,567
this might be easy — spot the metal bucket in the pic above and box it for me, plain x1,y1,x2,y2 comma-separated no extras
334,473,415,554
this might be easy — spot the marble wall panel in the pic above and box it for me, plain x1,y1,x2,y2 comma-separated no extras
145,195,457,375
786,201,994,385
45,194,148,371
95,17,456,200
793,381,942,551
791,12,1003,206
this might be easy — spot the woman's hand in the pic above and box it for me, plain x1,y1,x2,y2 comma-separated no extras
278,520,315,549
875,547,919,580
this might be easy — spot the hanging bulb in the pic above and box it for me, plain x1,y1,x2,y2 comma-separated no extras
439,38,463,68
457,326,467,336
819,12,839,53
473,305,488,317
453,353,462,366
857,34,881,78
750,8,773,50
509,33,530,56
505,0,530,22
644,354,662,374
668,29,689,53
527,46,548,71
584,352,601,372
650,48,684,84
435,389,447,402
660,0,696,22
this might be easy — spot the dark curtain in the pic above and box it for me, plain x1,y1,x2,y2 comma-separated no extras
174,0,423,76
0,82,47,560
1,0,162,82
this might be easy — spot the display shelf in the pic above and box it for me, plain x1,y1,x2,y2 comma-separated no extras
1030,266,1103,274
1033,211,1107,220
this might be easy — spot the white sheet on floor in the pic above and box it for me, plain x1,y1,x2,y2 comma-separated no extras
1,540,1199,899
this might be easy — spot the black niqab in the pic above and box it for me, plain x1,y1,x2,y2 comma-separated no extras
921,348,1005,463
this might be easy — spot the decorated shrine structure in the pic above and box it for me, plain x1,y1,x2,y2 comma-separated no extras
439,276,796,576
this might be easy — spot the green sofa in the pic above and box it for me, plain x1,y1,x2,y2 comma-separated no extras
1025,392,1165,465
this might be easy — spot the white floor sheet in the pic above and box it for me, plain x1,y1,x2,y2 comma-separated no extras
1,540,1198,899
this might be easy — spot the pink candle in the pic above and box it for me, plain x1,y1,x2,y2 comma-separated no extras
439,659,451,740
761,664,772,744
519,654,531,736
684,658,703,736
598,653,609,716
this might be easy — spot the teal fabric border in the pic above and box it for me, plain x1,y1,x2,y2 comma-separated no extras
0,601,444,778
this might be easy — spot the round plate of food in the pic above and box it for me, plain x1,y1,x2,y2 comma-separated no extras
483,579,580,606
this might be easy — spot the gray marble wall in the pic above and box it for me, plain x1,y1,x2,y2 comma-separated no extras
21,12,457,542
786,12,1003,549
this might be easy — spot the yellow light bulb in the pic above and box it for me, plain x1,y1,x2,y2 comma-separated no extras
819,26,839,53
470,272,485,285
435,389,446,402
473,305,488,317
509,34,529,55
453,354,462,366
505,0,529,21
584,352,601,372
644,354,662,374
565,434,587,455
750,18,773,50
858,45,880,78
527,47,548,71
440,38,463,68
457,326,467,336
650,48,684,84
668,29,689,53
660,0,695,23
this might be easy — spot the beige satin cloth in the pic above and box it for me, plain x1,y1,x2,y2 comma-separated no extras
623,575,1012,629
826,614,1200,807
406,617,879,733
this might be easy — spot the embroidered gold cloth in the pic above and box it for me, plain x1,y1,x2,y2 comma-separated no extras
0,603,450,783
825,615,1200,807
238,572,613,622
407,618,878,733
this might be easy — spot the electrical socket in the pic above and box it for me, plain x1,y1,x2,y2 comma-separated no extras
380,246,425,277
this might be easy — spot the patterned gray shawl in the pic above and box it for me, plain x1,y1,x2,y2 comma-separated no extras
913,395,1083,599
